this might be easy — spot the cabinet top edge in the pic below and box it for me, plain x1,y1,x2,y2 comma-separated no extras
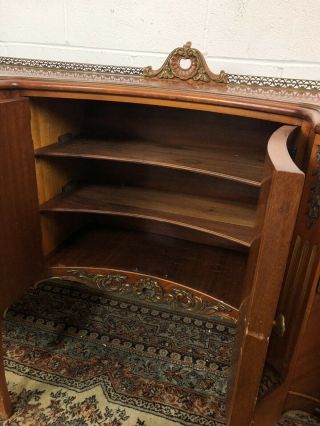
1,57,320,131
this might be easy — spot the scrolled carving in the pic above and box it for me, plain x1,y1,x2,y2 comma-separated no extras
144,41,227,83
134,277,164,302
60,270,234,319
67,270,128,291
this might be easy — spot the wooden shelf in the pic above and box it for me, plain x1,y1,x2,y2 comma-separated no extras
40,183,257,248
46,225,248,309
35,137,265,186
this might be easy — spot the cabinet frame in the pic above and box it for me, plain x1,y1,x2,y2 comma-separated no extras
0,73,319,425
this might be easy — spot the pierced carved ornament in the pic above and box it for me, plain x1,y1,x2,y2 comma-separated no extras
144,41,227,83
51,270,234,320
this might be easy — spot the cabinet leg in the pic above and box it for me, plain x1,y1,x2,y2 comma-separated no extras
0,320,12,420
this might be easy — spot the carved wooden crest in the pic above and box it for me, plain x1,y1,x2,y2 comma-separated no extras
144,41,227,83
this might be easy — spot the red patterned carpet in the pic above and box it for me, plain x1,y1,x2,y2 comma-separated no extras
0,279,319,425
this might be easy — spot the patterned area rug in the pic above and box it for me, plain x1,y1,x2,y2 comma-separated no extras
0,280,318,425
278,411,320,426
1,280,235,425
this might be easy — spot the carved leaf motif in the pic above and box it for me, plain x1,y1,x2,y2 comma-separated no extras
57,270,234,321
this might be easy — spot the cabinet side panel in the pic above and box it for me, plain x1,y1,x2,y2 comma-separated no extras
30,98,86,256
0,98,42,312
227,126,305,426
268,133,320,380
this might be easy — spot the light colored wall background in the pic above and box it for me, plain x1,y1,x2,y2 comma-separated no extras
0,0,319,80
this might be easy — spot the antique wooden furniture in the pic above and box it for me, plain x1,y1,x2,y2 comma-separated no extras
0,44,320,425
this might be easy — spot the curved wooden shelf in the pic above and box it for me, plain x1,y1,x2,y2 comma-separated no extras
45,225,247,311
40,183,257,248
35,137,265,186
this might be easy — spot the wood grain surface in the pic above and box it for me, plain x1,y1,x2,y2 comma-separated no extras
40,183,257,247
0,98,42,311
35,137,265,186
46,225,247,309
227,126,305,426
0,98,42,419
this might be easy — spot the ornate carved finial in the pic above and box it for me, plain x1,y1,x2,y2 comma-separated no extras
144,41,228,83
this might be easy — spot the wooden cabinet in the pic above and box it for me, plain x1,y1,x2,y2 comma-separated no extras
0,51,319,425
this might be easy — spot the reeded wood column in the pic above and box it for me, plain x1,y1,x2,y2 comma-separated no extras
0,320,11,420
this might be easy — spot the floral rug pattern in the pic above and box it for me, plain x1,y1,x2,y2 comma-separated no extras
0,280,318,425
2,381,149,426
278,411,320,426
2,280,236,425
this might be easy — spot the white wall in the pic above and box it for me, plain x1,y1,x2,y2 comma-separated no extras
0,0,319,80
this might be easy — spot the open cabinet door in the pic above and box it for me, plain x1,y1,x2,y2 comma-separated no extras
267,133,320,388
0,97,42,419
227,126,305,426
